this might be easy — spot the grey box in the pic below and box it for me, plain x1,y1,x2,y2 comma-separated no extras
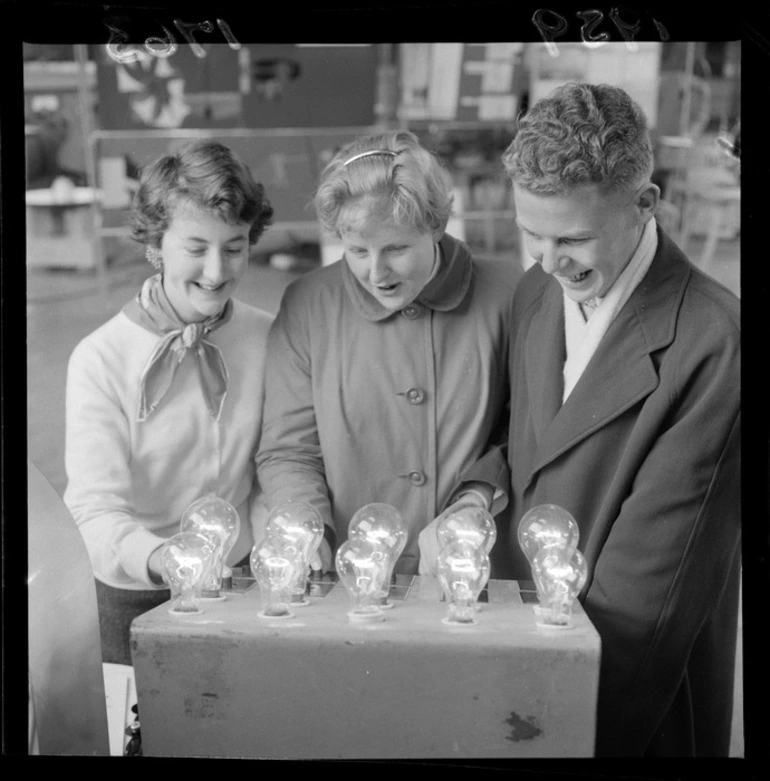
131,577,600,758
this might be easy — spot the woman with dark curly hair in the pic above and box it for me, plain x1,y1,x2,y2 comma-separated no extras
64,140,274,665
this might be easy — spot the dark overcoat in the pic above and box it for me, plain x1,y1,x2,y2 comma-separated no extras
497,227,741,757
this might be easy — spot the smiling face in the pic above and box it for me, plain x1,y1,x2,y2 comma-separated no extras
513,182,658,303
339,197,440,312
159,199,251,322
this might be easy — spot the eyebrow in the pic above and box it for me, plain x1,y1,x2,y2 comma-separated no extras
344,240,410,250
185,234,247,244
515,222,591,240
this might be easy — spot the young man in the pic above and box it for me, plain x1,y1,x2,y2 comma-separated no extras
500,82,741,757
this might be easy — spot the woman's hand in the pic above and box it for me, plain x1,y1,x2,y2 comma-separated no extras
309,537,334,574
418,488,492,576
418,519,442,577
147,547,166,586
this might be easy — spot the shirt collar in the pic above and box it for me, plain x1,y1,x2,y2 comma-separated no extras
341,233,473,322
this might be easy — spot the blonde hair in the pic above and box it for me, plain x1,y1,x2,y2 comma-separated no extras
314,130,454,237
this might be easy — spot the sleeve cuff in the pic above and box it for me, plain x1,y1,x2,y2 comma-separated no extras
323,523,337,551
119,527,169,588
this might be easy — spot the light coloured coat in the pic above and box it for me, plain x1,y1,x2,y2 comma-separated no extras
257,234,519,574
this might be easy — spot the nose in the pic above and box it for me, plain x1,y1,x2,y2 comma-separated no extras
203,249,227,282
536,241,566,275
369,253,390,284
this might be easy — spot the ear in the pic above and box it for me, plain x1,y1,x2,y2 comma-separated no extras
633,182,660,224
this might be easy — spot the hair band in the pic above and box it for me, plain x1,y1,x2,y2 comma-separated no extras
343,150,397,166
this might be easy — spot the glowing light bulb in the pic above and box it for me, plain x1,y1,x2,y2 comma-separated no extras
348,503,407,609
266,500,324,607
436,542,491,625
250,535,304,619
180,493,240,600
517,504,581,610
335,538,390,622
531,545,588,629
437,504,497,554
160,532,213,615
517,504,579,564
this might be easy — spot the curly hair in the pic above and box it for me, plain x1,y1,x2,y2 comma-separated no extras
130,140,273,247
503,83,653,195
313,130,454,237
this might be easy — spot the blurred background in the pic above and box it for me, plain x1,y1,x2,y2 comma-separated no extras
25,40,742,755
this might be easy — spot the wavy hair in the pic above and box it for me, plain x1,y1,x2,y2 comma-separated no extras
130,140,274,247
313,130,454,237
503,83,653,195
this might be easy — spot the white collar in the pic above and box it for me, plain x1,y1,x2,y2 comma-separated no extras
562,217,658,403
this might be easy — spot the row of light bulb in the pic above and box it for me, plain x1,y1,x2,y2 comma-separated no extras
159,495,588,629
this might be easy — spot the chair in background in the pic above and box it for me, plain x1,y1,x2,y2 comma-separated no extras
677,165,740,278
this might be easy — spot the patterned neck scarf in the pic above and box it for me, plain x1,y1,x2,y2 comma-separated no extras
122,274,233,422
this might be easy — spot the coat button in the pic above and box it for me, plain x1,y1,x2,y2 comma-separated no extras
408,470,427,486
402,304,422,319
405,387,426,405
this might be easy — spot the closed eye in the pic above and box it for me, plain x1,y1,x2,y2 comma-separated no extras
186,245,245,257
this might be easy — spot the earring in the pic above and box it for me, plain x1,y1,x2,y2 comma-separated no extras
146,246,163,269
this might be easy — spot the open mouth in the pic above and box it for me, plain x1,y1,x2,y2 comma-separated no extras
373,282,400,294
194,281,227,293
560,269,592,285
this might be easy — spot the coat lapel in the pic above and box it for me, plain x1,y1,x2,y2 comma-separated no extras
525,280,565,442
524,227,692,487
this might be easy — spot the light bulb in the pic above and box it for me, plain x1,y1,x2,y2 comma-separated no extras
250,535,304,619
437,504,497,554
180,493,240,599
266,500,324,606
436,542,491,625
160,532,213,615
531,545,588,629
348,503,407,609
517,504,579,564
334,538,390,622
517,504,580,609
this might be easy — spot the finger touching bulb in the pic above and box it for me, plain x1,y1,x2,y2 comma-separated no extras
180,492,240,600
437,504,497,555
348,503,407,609
266,500,324,607
160,532,214,615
